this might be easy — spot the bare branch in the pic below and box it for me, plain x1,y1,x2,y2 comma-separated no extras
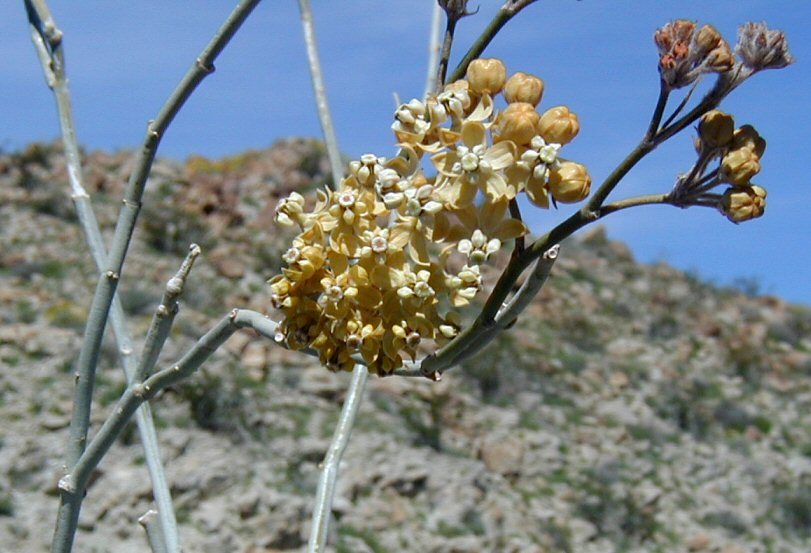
298,0,343,189
307,365,369,552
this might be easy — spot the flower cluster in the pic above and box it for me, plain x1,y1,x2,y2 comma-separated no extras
270,59,591,374
654,20,733,90
679,109,767,223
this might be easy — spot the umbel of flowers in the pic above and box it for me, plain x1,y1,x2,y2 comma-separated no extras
270,59,591,374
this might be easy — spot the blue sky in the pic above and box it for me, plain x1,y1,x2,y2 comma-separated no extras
2,1,809,305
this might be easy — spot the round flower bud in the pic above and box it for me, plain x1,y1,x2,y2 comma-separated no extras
503,72,544,106
548,161,591,203
496,102,540,146
698,110,734,149
721,185,766,222
732,125,766,158
466,58,507,95
537,106,580,145
721,147,761,186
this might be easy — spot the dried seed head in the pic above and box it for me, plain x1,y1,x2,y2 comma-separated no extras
503,72,544,106
466,58,507,95
496,102,540,146
721,185,767,222
537,105,580,145
737,22,794,72
654,20,734,89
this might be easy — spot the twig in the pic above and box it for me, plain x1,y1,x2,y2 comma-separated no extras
423,2,443,99
134,244,202,383
298,0,342,189
435,8,460,89
49,2,261,551
659,78,699,131
53,246,203,553
496,244,559,326
645,82,669,140
307,364,369,553
447,0,538,83
412,191,673,379
24,2,180,551
138,511,169,553
508,198,525,259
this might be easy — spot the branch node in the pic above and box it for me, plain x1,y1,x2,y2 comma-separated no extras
543,244,560,260
104,270,119,281
196,58,215,74
57,475,76,494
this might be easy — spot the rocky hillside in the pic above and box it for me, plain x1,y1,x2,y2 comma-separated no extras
1,141,811,553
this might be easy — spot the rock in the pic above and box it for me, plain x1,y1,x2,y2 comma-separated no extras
687,532,712,551
479,436,524,476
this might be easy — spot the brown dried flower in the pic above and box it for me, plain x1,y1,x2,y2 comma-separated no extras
737,22,794,72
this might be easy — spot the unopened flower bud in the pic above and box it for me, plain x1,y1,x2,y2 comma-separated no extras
548,161,591,203
732,125,766,158
721,147,761,186
503,72,544,106
698,110,734,149
721,185,766,222
537,106,580,145
466,58,507,95
496,102,540,146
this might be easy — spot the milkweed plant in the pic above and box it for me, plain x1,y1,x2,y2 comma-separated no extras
22,0,793,551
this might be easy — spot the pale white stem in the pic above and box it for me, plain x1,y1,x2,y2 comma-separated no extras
306,364,369,552
298,0,343,189
424,1,443,99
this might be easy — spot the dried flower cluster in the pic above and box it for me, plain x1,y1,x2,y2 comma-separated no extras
270,59,591,374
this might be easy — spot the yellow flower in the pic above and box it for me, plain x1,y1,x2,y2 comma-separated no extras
548,161,591,203
434,199,527,264
466,58,507,95
721,147,760,186
496,102,541,147
731,125,766,158
698,110,734,149
503,72,544,106
721,185,767,222
505,135,563,209
537,106,580,145
433,120,516,206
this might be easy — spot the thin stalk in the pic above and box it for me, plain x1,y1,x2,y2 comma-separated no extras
50,2,261,551
417,191,672,378
138,511,169,553
53,245,203,553
307,364,369,553
24,1,180,550
435,13,459,89
424,2,443,99
298,0,342,189
134,245,201,383
447,0,538,83
659,78,700,130
645,82,669,140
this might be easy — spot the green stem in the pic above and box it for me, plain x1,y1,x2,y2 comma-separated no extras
49,2,261,551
